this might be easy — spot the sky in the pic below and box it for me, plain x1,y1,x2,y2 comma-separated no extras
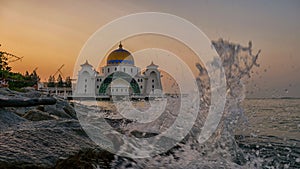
0,0,299,98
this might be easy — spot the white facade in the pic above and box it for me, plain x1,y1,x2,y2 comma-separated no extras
74,44,162,98
75,61,96,96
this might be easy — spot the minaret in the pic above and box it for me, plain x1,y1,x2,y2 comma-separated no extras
74,60,96,96
144,61,162,95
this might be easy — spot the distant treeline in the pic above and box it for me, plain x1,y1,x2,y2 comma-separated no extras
0,70,40,90
0,50,40,91
47,74,72,88
1,49,72,91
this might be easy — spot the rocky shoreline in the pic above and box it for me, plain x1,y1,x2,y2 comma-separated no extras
0,88,115,169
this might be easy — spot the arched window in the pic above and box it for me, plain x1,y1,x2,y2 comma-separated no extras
108,68,110,73
123,68,126,72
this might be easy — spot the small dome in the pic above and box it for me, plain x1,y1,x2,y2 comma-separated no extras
107,43,134,66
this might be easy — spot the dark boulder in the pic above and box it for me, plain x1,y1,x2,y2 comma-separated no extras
55,148,115,169
0,88,117,168
0,108,27,131
44,105,72,119
0,97,57,107
23,109,56,121
0,120,97,168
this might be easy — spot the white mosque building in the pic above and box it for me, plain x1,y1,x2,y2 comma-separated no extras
74,43,163,100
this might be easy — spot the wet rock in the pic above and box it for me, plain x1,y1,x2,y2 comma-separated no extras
0,108,27,131
130,130,158,138
104,118,133,129
0,88,56,108
0,97,57,107
0,120,97,168
44,105,72,119
36,105,45,111
0,107,30,117
0,88,18,96
23,109,56,121
0,88,109,168
55,148,115,169
63,105,77,119
57,99,77,119
21,87,42,98
41,98,77,119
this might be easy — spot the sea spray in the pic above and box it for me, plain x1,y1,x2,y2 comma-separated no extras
107,39,261,168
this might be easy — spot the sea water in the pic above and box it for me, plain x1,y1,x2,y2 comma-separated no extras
237,99,300,169
76,99,300,168
75,40,300,168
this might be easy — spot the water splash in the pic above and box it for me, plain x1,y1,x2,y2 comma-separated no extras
105,39,261,168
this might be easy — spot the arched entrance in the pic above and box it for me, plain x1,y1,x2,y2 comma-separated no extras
99,72,140,95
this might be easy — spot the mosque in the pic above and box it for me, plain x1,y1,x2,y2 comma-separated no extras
74,43,163,99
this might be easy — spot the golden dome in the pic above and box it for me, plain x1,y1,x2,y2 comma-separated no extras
107,43,134,65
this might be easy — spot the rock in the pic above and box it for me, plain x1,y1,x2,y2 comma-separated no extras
0,108,27,131
104,118,133,129
0,88,117,168
0,88,18,96
56,98,77,119
23,109,56,121
40,98,78,119
55,148,115,169
21,86,36,92
1,107,30,117
44,105,72,119
63,105,77,119
130,130,158,138
0,120,97,168
36,105,45,111
0,88,56,108
0,97,57,107
20,87,42,98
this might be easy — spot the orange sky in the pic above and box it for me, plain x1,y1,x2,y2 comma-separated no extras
0,0,299,98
